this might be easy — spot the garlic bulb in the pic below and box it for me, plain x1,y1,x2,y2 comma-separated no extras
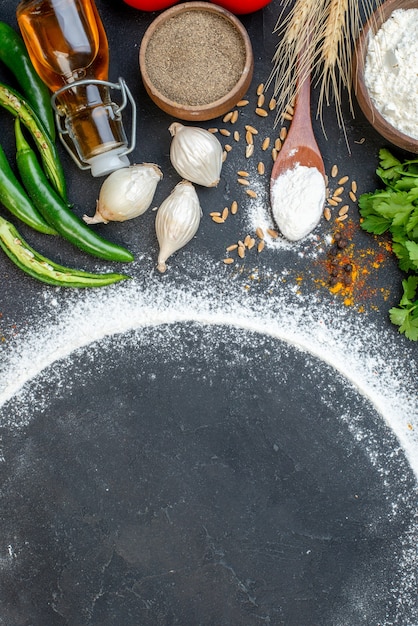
169,122,223,187
155,180,202,273
83,163,163,224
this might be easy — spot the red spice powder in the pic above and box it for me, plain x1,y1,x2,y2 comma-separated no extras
315,218,393,309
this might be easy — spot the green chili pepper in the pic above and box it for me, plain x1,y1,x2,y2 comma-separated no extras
0,141,56,235
0,21,56,142
15,119,134,263
0,213,130,288
0,82,66,201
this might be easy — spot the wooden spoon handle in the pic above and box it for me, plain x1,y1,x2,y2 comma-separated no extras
270,41,325,183
284,45,320,150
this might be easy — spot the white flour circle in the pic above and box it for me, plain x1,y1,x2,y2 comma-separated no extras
0,258,417,625
0,267,417,476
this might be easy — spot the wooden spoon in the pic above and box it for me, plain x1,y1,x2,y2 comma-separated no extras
270,64,325,194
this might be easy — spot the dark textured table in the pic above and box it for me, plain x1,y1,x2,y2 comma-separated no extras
0,1,417,625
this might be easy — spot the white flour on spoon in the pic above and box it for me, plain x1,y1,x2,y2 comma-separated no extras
271,163,326,241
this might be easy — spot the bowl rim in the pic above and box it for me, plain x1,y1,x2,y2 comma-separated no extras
139,1,254,120
353,0,418,153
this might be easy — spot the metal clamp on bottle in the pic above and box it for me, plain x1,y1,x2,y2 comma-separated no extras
51,77,137,177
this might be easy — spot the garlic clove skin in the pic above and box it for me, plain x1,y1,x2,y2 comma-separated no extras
155,180,202,273
169,122,223,188
83,163,163,224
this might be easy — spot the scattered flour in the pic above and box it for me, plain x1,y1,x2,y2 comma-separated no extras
364,8,418,139
240,174,324,255
0,261,416,478
0,254,417,624
271,163,326,241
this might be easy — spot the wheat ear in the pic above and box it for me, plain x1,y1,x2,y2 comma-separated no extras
266,0,327,125
316,0,349,134
267,0,382,139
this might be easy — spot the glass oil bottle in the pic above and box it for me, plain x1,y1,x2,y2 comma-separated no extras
16,0,136,176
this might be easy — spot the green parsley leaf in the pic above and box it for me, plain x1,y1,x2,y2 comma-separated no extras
389,306,411,327
388,277,418,340
377,149,402,184
406,208,418,235
405,241,418,270
389,305,418,341
392,241,415,273
381,197,414,227
394,178,418,192
359,151,418,339
400,276,418,305
361,214,391,235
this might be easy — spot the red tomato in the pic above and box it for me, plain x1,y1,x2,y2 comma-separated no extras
122,0,177,10
209,0,273,13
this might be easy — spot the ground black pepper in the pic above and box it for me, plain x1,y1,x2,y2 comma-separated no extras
144,10,246,106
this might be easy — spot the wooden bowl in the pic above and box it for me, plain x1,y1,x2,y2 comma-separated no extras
139,2,254,121
353,0,418,153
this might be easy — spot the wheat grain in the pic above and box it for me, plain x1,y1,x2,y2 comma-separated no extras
246,144,254,158
262,137,270,150
246,130,254,145
266,228,279,238
257,161,265,175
